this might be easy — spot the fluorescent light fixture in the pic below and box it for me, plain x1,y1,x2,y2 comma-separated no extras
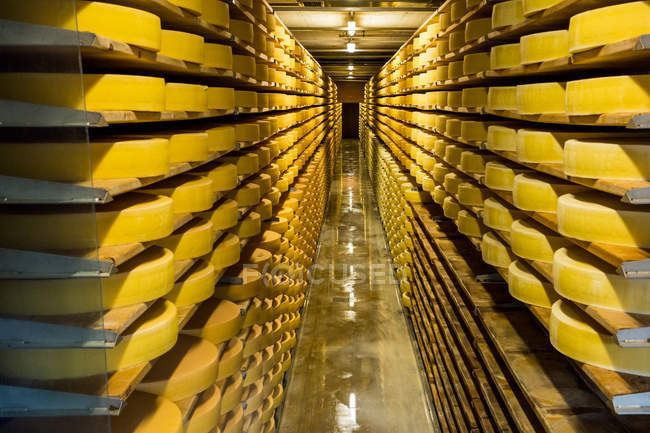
347,20,356,36
348,65,354,70
346,42,356,53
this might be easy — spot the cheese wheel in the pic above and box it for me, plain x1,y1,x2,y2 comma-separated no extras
516,129,564,163
516,82,566,114
217,338,244,381
513,173,586,212
449,31,465,52
165,260,216,307
222,405,245,433
0,137,169,182
169,0,202,14
137,335,219,401
465,18,492,43
198,198,239,231
206,232,241,269
492,0,524,29
460,150,499,173
0,73,165,111
443,196,461,220
233,54,256,77
554,247,650,313
459,120,487,142
228,183,261,207
486,125,516,151
223,153,260,176
235,123,261,142
487,87,517,112
440,12,451,30
564,138,650,180
0,0,162,52
255,199,273,220
483,196,526,231
481,232,516,268
0,246,174,315
235,90,258,108
201,0,229,27
557,192,650,248
458,210,488,237
182,298,243,345
443,172,466,194
156,218,214,260
566,75,650,115
444,144,468,166
0,192,173,249
490,43,521,70
569,2,650,53
184,384,222,433
521,0,562,16
194,162,238,192
463,52,490,75
220,374,244,415
214,267,263,300
511,218,571,263
160,30,204,64
164,132,210,163
435,65,449,81
485,161,532,191
550,300,650,376
446,118,462,137
432,163,451,183
242,350,264,385
143,175,214,213
0,300,178,379
461,87,488,108
231,19,253,43
458,182,490,207
520,30,569,64
508,260,558,307
204,43,233,69
207,87,235,110
166,83,208,112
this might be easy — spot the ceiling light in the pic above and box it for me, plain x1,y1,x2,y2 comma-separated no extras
348,65,354,70
346,20,356,36
346,41,356,53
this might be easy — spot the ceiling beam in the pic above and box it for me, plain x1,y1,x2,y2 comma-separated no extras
273,6,436,11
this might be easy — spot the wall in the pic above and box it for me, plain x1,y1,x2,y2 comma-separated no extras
336,81,364,103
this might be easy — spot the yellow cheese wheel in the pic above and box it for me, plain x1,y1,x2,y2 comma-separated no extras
521,0,562,16
459,120,488,142
231,19,254,43
550,300,650,376
445,118,462,137
169,0,203,14
569,2,650,53
458,182,490,207
156,218,214,260
0,300,178,379
564,138,650,180
463,52,490,75
457,210,488,237
252,230,283,253
0,73,166,111
255,199,273,221
487,86,517,112
492,0,524,29
451,0,467,22
0,246,174,315
461,87,488,108
217,338,244,381
449,30,466,52
142,175,214,213
160,30,204,64
221,403,245,432
486,125,516,151
198,198,239,231
214,267,263,301
513,173,586,212
227,183,261,207
443,172,466,194
483,196,526,231
265,187,281,206
490,43,521,70
565,75,650,115
460,150,499,173
235,123,261,142
184,384,222,433
207,87,235,110
137,335,219,401
206,232,241,269
165,260,216,307
164,132,210,163
440,12,451,30
520,30,569,64
516,82,566,114
204,43,233,69
516,129,564,163
432,163,451,183
508,260,559,307
233,54,256,77
443,196,461,220
448,61,464,80
444,144,468,166
0,137,169,182
557,192,650,248
0,0,162,52
235,90,258,108
182,298,243,345
511,218,571,263
465,18,492,43
554,246,650,313
206,125,235,152
201,0,229,28
166,83,208,112
481,232,516,268
242,350,264,384
435,65,449,81
0,192,173,249
194,162,238,192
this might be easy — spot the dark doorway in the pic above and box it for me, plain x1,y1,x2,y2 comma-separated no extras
342,103,359,138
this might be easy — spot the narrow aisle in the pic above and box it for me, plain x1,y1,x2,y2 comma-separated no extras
279,139,438,433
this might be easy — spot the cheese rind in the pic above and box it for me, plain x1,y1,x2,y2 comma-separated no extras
160,30,204,64
182,298,243,345
184,384,222,433
142,175,214,213
487,86,517,111
492,0,525,29
486,125,516,151
204,43,233,69
206,232,241,269
482,197,525,231
201,0,229,28
481,232,516,268
550,300,650,376
165,260,216,307
165,83,208,112
207,87,235,110
457,210,488,237
566,75,650,115
155,218,214,260
521,0,562,16
512,173,586,213
508,260,558,307
516,129,564,163
564,138,650,180
516,82,566,114
463,52,490,75
568,2,650,53
490,43,521,70
510,218,571,263
520,30,569,64
465,18,492,43
458,182,490,207
557,192,650,248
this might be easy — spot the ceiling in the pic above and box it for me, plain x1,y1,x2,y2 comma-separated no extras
272,1,440,82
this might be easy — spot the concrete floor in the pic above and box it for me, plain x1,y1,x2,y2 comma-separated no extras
278,139,439,433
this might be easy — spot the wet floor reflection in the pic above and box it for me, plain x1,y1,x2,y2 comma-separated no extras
278,139,438,433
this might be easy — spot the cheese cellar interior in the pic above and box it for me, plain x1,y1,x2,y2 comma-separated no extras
1,0,650,432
